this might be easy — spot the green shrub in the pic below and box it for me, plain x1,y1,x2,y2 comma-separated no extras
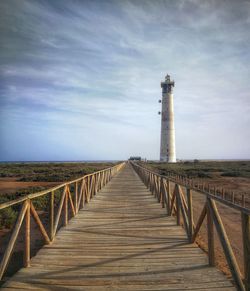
221,171,241,177
0,207,17,229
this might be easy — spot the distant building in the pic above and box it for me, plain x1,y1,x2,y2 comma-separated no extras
129,156,142,161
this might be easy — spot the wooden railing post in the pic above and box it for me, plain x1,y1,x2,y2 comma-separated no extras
74,182,78,213
50,191,54,241
0,202,28,280
166,179,171,215
95,173,98,194
81,179,85,208
86,176,90,203
92,175,96,196
207,199,244,291
160,177,165,208
89,176,93,200
64,187,68,226
186,188,193,243
24,199,30,268
242,213,250,291
207,198,215,266
175,185,180,226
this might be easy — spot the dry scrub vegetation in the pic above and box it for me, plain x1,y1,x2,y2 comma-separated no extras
144,160,250,200
0,162,117,229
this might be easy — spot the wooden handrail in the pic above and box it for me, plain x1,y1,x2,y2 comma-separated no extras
0,163,124,211
132,162,250,215
131,161,250,291
0,162,125,281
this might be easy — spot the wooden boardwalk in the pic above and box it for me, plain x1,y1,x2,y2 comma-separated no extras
2,164,235,290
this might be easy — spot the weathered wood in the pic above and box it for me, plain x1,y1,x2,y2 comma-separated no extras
24,200,30,268
175,185,181,226
241,213,250,291
207,198,244,291
0,202,28,280
166,179,171,215
2,164,234,290
86,176,90,203
64,187,68,226
169,186,176,216
0,163,125,282
49,191,54,241
160,177,165,208
130,163,250,215
88,176,93,199
242,194,246,207
192,204,207,243
74,181,78,213
53,188,66,236
177,185,189,236
30,202,50,244
77,179,85,211
92,175,96,197
68,188,76,216
186,188,193,243
207,198,215,266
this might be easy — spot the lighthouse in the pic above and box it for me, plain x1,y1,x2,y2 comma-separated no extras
159,74,176,163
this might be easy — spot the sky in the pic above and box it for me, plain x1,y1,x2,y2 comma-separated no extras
0,0,250,161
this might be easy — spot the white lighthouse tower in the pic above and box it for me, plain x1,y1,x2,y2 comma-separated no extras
159,74,176,163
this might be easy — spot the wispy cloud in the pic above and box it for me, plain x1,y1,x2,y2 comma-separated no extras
0,0,249,160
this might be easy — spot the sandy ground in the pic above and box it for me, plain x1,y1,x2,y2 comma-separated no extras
0,178,60,194
202,175,250,203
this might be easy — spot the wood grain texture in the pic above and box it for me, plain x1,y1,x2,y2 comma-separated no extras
2,164,235,290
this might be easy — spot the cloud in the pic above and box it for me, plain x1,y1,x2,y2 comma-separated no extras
0,0,249,160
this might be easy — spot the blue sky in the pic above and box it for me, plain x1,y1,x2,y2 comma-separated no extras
0,0,250,161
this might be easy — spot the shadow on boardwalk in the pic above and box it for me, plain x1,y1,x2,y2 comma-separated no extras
2,164,235,290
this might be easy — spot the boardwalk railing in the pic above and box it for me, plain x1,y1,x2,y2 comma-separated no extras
0,162,125,281
131,162,250,291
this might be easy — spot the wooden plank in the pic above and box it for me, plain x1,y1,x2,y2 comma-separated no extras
2,164,235,290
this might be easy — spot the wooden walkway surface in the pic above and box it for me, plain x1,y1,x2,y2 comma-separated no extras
2,164,235,290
